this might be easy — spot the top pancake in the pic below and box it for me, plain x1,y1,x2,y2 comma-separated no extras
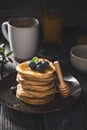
16,58,56,79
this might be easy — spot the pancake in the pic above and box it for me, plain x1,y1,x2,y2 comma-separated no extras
18,81,56,92
16,94,54,105
16,72,56,82
16,84,56,98
16,58,56,79
16,73,55,85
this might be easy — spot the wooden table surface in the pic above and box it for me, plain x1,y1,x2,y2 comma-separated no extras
0,27,87,130
0,58,87,130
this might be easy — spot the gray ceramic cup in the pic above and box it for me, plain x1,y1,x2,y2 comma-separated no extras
70,45,87,73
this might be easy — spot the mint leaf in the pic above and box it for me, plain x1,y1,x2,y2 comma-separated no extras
31,56,39,63
0,47,5,53
6,51,13,56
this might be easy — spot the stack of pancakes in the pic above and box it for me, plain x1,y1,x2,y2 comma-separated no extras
16,58,57,105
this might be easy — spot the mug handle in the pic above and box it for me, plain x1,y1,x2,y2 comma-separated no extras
1,22,9,41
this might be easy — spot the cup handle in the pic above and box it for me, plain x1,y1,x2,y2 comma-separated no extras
1,22,9,41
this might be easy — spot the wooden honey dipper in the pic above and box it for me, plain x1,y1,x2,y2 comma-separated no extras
54,61,70,98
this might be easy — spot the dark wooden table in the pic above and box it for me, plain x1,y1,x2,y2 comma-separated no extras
0,27,87,130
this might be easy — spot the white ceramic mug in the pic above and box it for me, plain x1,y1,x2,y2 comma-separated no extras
1,17,39,62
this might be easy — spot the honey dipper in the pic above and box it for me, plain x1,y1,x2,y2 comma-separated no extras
54,61,70,98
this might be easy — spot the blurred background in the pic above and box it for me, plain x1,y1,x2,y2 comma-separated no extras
0,0,87,44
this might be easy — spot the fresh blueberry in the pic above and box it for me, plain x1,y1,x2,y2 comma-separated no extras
10,86,17,95
42,61,49,68
36,64,44,72
29,61,36,69
36,61,43,66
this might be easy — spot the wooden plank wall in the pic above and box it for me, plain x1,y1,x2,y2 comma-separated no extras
0,0,87,40
0,0,87,26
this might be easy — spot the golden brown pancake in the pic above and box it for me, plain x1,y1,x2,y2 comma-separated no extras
17,72,55,82
16,84,56,98
16,58,56,79
16,73,55,86
17,81,56,92
16,94,54,105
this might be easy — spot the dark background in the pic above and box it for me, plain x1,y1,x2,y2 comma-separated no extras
0,0,87,40
0,0,87,26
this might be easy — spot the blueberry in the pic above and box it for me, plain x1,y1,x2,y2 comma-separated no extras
36,64,44,72
10,86,17,95
29,61,36,70
36,61,43,66
42,61,49,68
